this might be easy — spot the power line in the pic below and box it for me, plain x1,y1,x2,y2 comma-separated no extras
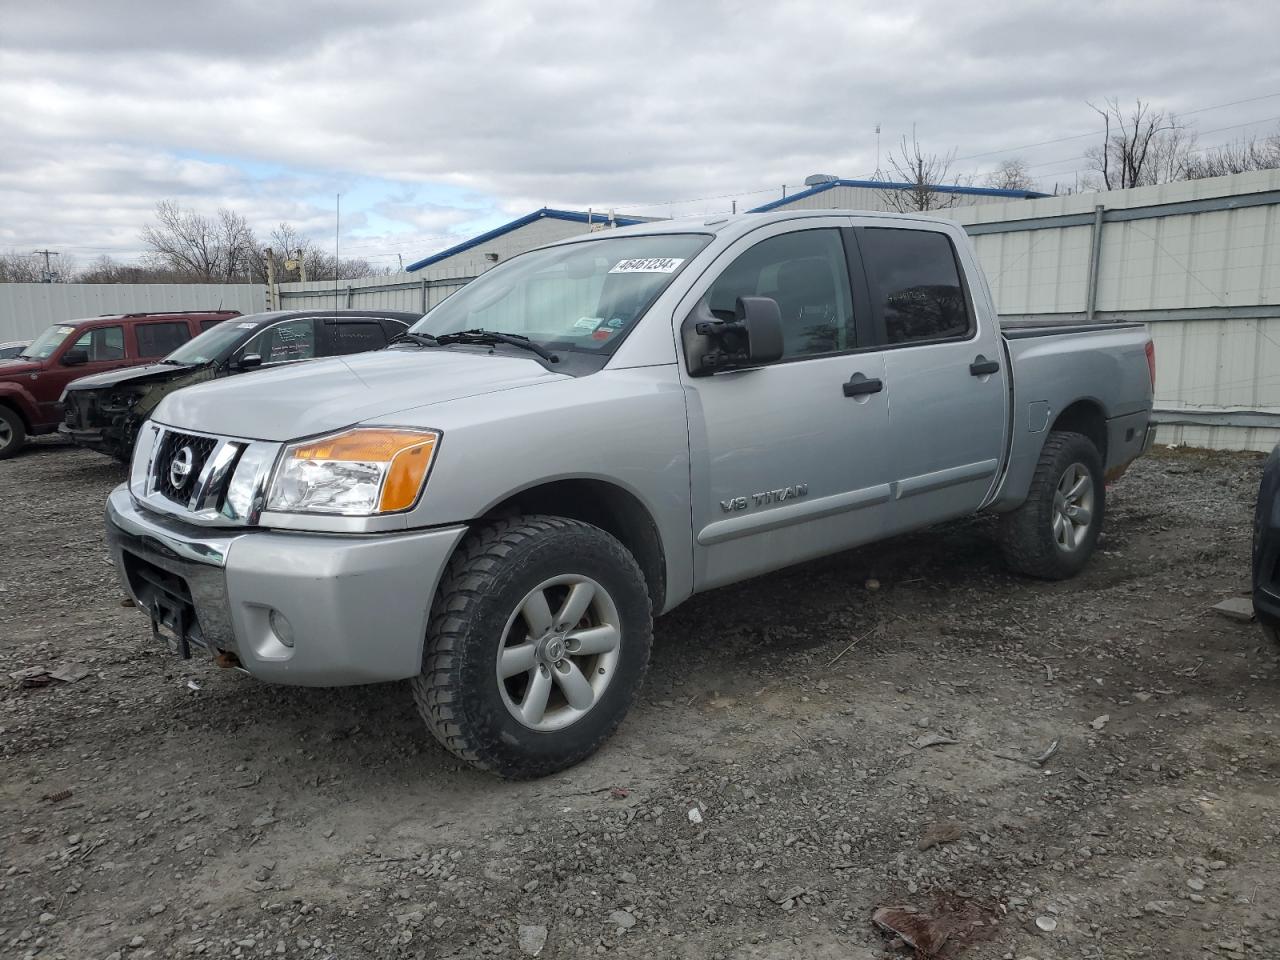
954,91,1280,163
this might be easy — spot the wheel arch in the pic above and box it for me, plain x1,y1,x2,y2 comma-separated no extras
479,477,668,613
1050,398,1107,462
0,392,34,431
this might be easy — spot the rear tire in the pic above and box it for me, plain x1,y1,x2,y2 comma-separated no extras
0,406,27,460
411,515,652,778
999,431,1105,580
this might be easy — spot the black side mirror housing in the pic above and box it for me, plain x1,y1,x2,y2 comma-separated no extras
234,353,263,371
61,349,89,367
682,296,784,377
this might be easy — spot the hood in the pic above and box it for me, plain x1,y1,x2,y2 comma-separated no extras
153,347,569,441
65,363,192,392
0,359,41,377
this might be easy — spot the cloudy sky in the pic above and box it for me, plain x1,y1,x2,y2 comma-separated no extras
3,0,1278,271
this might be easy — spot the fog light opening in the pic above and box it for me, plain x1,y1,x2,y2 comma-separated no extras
269,609,295,648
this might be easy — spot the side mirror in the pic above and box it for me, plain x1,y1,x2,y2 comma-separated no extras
61,349,89,367
681,296,784,377
234,353,263,371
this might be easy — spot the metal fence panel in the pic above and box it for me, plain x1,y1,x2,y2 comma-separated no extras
0,283,267,341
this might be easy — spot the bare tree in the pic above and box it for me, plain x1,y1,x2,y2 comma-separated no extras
0,252,44,282
1183,127,1280,180
141,200,262,282
877,131,972,212
984,157,1035,192
266,222,383,282
1085,98,1193,189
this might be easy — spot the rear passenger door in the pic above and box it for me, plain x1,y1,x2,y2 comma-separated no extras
319,317,391,357
855,222,1009,529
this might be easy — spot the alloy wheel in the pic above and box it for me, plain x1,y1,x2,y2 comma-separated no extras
496,574,622,731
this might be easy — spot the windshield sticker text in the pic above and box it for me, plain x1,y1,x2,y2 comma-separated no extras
609,257,685,274
573,317,603,331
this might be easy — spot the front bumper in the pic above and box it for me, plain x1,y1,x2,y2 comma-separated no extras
105,484,467,686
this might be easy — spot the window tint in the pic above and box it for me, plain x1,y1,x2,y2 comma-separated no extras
245,319,316,364
705,229,853,359
861,228,971,345
136,321,192,357
71,326,125,361
324,320,386,356
200,318,226,332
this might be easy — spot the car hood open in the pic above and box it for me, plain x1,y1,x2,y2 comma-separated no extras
152,348,570,441
65,363,195,392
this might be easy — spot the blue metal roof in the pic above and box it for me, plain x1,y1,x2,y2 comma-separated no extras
405,207,648,272
748,178,1049,212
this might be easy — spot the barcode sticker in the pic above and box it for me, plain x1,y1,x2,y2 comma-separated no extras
609,257,685,274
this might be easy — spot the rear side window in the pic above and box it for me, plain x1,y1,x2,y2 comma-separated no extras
860,228,971,345
135,321,192,358
324,320,387,356
200,318,226,332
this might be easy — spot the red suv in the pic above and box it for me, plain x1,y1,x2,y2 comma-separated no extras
0,310,239,458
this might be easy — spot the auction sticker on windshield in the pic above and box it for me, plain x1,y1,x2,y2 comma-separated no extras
609,257,685,274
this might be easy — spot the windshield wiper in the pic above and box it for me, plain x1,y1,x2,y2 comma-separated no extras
159,358,193,366
389,331,440,348
434,329,559,363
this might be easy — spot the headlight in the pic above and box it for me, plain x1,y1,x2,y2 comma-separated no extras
266,428,439,516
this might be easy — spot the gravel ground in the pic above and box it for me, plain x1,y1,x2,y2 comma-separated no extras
2,436,1278,960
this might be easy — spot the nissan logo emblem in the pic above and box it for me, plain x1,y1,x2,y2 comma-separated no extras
169,446,195,489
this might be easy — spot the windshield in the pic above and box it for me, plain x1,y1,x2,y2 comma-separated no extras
22,324,77,360
164,319,259,365
411,233,711,352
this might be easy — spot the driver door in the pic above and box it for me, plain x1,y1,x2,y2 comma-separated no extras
676,218,895,591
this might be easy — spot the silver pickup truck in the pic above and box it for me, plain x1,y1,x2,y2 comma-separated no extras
105,210,1156,777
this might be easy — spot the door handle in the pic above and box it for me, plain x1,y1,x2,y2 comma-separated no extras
969,355,1000,377
843,373,884,397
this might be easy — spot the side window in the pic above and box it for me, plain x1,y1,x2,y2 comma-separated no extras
244,319,316,365
135,321,192,358
704,229,853,359
200,318,225,332
324,320,386,356
71,325,125,361
860,229,972,345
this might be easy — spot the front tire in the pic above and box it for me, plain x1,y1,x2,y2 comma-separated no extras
411,516,652,778
999,431,1105,580
0,406,27,460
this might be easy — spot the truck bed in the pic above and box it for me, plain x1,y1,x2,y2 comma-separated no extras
1000,319,1147,340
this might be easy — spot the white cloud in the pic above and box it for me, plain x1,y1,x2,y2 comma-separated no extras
2,0,1278,263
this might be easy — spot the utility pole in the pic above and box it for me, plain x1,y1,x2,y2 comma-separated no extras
34,249,59,283
296,248,308,284
263,248,279,310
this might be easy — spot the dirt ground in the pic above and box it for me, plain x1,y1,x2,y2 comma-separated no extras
2,436,1278,960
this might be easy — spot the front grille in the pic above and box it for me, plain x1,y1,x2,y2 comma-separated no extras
153,430,218,506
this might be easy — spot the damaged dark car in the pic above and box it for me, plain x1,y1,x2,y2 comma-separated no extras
60,309,419,460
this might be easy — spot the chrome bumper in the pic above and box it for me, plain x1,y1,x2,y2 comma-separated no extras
105,484,467,686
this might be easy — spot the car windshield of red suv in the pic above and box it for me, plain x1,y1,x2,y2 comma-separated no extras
20,324,77,360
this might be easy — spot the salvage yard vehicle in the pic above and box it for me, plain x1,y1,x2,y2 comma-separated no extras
105,210,1157,778
0,340,29,360
0,310,239,459
1253,443,1280,647
61,310,419,461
